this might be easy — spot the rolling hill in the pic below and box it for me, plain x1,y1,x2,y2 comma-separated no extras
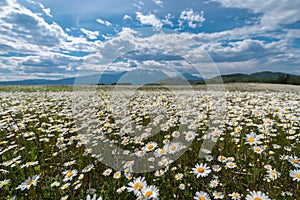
198,71,300,85
0,71,299,85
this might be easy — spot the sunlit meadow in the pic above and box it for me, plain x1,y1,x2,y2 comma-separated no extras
0,85,299,200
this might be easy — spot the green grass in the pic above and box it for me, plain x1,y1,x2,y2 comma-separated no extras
0,86,299,199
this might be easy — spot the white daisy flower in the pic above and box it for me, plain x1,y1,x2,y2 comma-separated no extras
245,191,270,200
194,191,211,200
192,163,211,178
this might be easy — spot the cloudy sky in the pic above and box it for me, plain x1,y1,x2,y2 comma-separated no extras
0,0,300,81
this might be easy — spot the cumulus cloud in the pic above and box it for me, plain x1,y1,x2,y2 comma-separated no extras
136,12,163,30
80,27,299,75
179,9,205,28
96,18,112,26
152,0,163,7
37,2,52,17
75,28,222,77
0,0,100,53
207,39,285,62
123,14,132,20
1,0,299,80
209,0,300,30
162,13,173,26
0,0,102,80
0,1,67,49
80,28,100,40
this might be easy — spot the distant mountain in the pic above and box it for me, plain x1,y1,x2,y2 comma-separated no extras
117,69,169,85
0,72,125,85
181,73,203,81
201,71,300,85
1,71,299,85
0,70,170,85
158,77,191,85
157,73,203,85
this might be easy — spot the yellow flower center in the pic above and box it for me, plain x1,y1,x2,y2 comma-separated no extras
147,144,154,150
233,193,239,198
27,179,35,186
133,182,143,190
199,197,205,200
293,159,299,164
254,198,262,200
248,138,255,143
145,191,153,197
136,138,141,142
171,145,176,151
67,171,73,178
133,182,140,189
197,167,204,173
160,149,166,154
296,173,300,179
125,161,131,165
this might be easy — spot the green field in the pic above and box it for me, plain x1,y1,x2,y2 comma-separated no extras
0,84,299,199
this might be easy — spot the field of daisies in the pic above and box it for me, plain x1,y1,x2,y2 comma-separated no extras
0,85,299,200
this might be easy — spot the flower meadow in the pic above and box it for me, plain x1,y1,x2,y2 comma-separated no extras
0,86,299,200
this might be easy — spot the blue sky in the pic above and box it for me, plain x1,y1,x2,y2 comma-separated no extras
0,0,300,80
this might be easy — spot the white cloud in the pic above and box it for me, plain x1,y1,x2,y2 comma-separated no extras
76,29,221,76
123,14,132,20
0,0,105,80
136,12,163,30
96,18,112,26
0,0,103,54
162,13,173,26
152,0,163,7
206,39,285,63
79,27,299,75
1,0,299,80
37,2,52,18
179,9,205,28
209,0,300,30
286,29,300,39
80,28,100,40
0,0,68,52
